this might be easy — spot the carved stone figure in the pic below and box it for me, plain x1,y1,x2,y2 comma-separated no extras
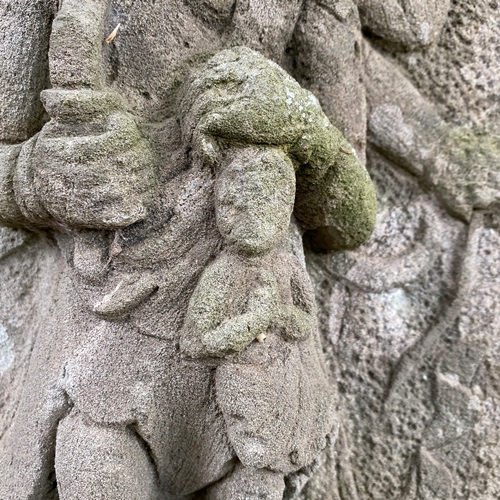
180,143,334,498
1,0,499,499
0,2,376,494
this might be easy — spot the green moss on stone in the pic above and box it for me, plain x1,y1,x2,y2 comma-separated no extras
181,46,378,251
429,126,500,220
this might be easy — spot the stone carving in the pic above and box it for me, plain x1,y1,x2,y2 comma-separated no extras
177,140,334,495
290,2,499,499
0,0,376,494
1,0,499,499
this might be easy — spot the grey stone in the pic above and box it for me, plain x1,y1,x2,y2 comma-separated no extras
1,0,499,499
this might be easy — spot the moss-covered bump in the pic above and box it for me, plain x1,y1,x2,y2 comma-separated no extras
429,126,500,220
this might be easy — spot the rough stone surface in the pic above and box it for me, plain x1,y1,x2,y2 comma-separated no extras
1,0,499,499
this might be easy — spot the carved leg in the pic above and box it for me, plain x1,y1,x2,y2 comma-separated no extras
204,463,285,500
55,412,159,500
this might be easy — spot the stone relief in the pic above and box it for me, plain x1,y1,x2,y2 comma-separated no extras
0,1,376,497
0,0,499,499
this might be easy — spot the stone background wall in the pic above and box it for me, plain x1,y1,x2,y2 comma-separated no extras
0,1,499,498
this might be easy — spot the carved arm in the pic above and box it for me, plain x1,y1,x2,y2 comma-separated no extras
181,258,280,358
0,0,55,228
180,46,377,251
0,0,156,231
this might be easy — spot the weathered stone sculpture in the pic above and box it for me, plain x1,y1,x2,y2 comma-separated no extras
176,46,375,495
0,0,376,495
1,0,499,499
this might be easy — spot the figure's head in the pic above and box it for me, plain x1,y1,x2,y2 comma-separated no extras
215,146,296,256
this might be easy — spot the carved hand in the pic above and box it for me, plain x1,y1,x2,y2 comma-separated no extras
201,282,279,356
21,89,156,229
274,305,315,342
181,47,377,251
